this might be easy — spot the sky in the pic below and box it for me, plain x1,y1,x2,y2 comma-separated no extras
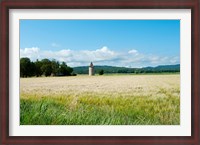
20,20,180,68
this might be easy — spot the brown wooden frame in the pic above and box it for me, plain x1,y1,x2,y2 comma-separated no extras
0,0,199,145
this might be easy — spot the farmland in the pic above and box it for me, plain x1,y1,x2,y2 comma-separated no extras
20,74,180,125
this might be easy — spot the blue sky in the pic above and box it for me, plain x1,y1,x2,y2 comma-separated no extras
20,20,180,67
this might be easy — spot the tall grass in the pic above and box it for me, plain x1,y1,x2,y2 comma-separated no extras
20,92,179,125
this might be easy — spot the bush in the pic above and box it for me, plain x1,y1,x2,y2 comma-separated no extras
71,72,77,76
99,69,104,75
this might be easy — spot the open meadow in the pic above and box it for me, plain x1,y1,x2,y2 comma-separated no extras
20,74,180,125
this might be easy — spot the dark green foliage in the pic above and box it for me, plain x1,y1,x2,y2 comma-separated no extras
51,59,60,76
41,59,53,77
58,62,73,76
71,72,77,76
20,57,35,77
99,69,104,75
20,57,73,77
34,59,43,77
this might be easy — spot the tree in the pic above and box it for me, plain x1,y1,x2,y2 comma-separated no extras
99,69,104,75
20,57,74,77
58,62,73,76
51,59,60,76
66,66,73,75
41,59,52,77
34,59,43,77
20,57,33,77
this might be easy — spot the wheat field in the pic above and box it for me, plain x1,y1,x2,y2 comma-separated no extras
20,74,180,125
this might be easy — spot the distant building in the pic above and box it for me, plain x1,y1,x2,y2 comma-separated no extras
89,62,95,76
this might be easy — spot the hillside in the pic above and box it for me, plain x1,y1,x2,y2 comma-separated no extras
73,64,180,74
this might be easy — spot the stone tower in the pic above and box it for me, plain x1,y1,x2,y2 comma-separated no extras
89,62,94,76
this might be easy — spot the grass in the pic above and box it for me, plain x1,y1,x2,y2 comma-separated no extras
20,74,180,125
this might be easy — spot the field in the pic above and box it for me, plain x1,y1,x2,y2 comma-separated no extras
20,74,180,125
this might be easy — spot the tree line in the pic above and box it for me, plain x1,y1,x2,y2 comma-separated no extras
20,57,74,77
73,64,180,74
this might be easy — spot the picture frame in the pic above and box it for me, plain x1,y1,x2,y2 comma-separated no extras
0,0,199,145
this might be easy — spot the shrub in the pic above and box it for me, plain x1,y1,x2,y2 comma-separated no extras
99,69,104,75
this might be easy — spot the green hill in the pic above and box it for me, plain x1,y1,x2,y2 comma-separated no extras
73,64,180,74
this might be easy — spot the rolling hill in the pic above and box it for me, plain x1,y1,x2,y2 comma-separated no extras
73,64,180,74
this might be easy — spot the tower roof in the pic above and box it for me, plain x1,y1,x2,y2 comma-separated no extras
90,62,93,67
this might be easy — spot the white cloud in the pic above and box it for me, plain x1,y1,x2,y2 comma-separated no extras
128,49,138,55
20,47,40,59
20,46,180,67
